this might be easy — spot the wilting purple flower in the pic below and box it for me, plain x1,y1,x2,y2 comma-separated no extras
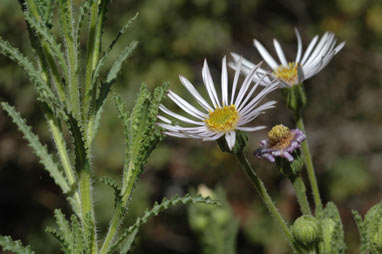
255,124,305,162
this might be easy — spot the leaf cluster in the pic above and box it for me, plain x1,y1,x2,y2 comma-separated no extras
353,202,382,254
317,202,346,254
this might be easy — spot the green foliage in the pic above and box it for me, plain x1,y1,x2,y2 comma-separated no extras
118,82,169,203
106,41,138,84
0,235,35,254
100,176,122,208
46,211,94,254
353,202,382,254
110,194,220,253
1,102,70,193
0,37,59,110
317,202,346,254
188,187,239,254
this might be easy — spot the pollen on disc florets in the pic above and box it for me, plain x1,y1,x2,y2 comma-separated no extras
268,124,293,148
205,105,240,132
274,62,298,86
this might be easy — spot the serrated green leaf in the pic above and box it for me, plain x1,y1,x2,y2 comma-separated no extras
363,202,382,253
100,176,122,207
106,41,138,84
119,83,168,205
46,226,71,253
53,209,72,249
0,37,59,109
109,194,219,253
23,11,68,77
1,102,70,193
318,202,346,254
107,12,139,54
353,210,367,254
0,235,34,254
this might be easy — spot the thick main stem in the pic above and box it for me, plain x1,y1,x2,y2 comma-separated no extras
234,151,299,252
295,112,322,214
290,175,311,215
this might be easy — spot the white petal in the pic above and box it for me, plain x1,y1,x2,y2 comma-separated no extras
239,82,278,116
237,73,267,111
295,28,303,63
159,105,205,125
157,115,171,124
273,39,288,66
303,32,330,66
301,35,318,65
334,41,345,54
234,61,262,107
202,59,220,108
221,56,228,106
230,55,242,105
179,75,213,111
254,39,278,69
168,90,207,120
236,126,266,132
202,132,224,141
225,131,236,150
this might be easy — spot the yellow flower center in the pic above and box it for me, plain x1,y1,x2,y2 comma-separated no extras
273,62,298,86
268,124,293,148
205,105,240,132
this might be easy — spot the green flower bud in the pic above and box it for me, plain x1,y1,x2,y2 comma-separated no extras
281,82,307,112
292,215,321,250
217,130,248,154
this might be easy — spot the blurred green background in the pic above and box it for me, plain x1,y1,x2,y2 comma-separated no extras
0,0,381,253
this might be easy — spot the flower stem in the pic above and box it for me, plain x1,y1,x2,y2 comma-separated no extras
290,175,311,215
295,112,322,214
234,151,299,252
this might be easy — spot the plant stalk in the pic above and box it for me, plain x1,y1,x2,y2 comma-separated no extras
290,175,311,215
295,111,322,214
233,151,300,252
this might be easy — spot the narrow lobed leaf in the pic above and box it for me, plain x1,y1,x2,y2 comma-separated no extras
1,102,70,193
109,194,220,253
0,235,34,254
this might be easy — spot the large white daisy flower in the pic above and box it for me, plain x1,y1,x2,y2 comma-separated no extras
230,28,345,88
157,56,278,150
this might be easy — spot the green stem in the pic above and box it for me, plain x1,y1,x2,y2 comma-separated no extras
295,112,322,214
233,151,299,252
100,204,124,254
78,169,98,254
290,175,311,215
100,161,135,254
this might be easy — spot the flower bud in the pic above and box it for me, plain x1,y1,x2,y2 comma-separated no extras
292,215,321,250
281,82,307,112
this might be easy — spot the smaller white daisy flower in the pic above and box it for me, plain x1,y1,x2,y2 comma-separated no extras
158,56,278,150
230,28,345,88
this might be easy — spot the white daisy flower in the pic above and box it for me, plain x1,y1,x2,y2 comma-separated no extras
230,28,345,88
158,56,278,150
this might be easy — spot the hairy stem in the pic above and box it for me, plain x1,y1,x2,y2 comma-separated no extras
78,169,98,254
101,160,135,254
233,151,299,252
290,175,311,215
295,112,322,214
